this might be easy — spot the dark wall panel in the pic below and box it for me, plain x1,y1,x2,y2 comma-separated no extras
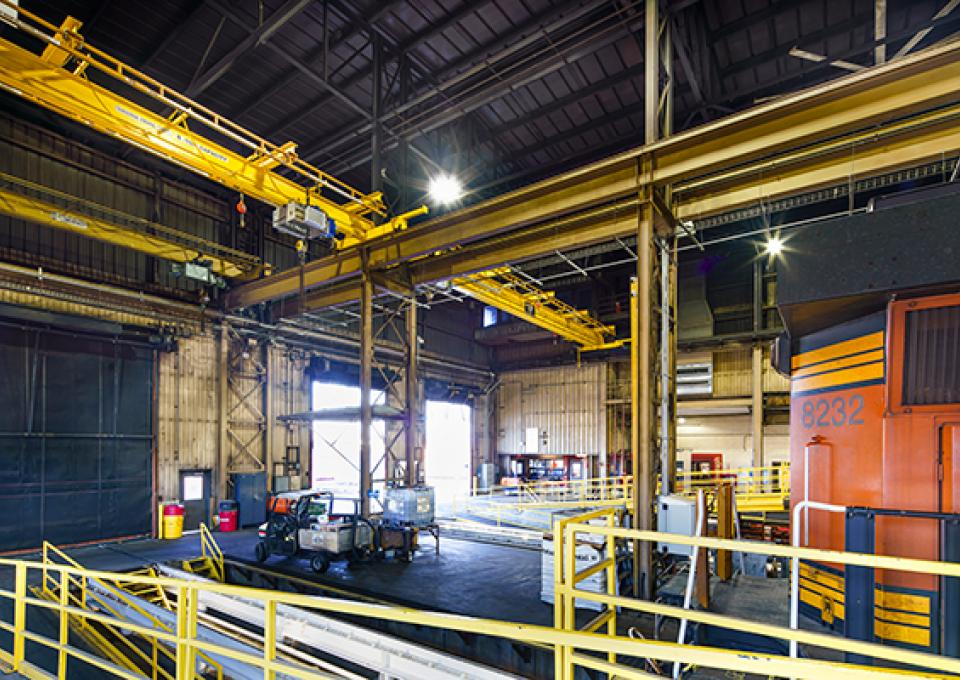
0,324,154,552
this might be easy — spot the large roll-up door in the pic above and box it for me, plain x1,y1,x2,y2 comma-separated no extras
0,323,154,552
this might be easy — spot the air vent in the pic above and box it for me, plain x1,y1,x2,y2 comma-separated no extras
903,304,960,405
677,362,713,396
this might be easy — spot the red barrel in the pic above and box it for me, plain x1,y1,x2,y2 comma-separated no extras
162,502,185,539
218,500,239,533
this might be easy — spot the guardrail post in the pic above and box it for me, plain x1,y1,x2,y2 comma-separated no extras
562,523,576,680
265,598,277,680
12,562,26,670
844,507,876,665
58,569,69,679
552,520,564,680
605,511,617,663
175,585,189,680
945,516,960,658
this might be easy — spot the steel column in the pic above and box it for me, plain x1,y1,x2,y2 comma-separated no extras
644,0,658,145
660,237,677,495
405,298,419,486
371,34,383,195
359,253,374,517
752,344,764,468
264,346,274,492
217,324,230,500
632,201,655,600
875,0,887,64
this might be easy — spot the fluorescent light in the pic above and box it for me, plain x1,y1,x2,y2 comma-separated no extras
764,236,784,256
429,174,462,205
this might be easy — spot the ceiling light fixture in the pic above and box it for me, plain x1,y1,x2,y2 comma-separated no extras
428,174,462,205
764,236,784,257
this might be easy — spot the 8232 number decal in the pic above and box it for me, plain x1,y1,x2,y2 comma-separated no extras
799,395,865,428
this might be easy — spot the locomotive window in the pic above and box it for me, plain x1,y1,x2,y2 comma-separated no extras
902,304,960,405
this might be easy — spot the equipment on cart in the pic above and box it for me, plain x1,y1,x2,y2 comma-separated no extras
255,490,375,574
255,486,440,573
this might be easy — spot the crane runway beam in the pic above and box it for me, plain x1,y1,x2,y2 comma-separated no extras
227,37,960,310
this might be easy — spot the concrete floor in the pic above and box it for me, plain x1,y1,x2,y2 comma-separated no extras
36,527,552,625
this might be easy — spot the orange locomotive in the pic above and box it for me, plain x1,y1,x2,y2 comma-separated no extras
775,186,960,656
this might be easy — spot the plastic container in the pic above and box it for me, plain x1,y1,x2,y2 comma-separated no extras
383,486,435,527
162,502,185,539
218,500,239,533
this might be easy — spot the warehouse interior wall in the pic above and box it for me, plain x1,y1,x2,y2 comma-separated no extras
157,330,311,512
677,417,789,471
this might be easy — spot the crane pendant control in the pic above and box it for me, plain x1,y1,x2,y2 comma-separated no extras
272,202,339,242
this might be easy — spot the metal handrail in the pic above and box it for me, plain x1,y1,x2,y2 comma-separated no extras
38,542,224,680
554,507,960,680
4,531,958,679
198,523,225,582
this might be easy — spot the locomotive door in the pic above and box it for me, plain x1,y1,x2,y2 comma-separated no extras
941,424,960,657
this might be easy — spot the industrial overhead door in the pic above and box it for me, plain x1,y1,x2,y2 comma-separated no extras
0,323,154,552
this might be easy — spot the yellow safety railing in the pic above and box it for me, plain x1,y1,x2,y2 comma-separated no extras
4,522,956,680
199,522,225,582
554,507,960,680
675,463,791,496
37,542,223,680
448,475,633,529
451,466,790,528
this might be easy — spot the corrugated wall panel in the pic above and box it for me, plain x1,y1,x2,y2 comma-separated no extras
762,346,790,393
713,347,751,397
268,344,310,482
157,333,219,500
496,364,605,456
713,345,789,396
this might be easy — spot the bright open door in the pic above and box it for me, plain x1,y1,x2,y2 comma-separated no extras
425,401,472,511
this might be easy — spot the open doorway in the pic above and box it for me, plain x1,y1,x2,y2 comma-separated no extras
425,400,472,510
311,382,386,504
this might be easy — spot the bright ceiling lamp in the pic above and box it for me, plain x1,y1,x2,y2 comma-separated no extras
764,235,784,256
428,174,462,205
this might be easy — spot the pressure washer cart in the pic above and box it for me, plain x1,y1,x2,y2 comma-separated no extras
255,490,375,573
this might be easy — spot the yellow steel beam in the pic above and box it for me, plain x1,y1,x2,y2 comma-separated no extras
0,174,262,279
451,267,618,350
0,7,419,248
227,37,960,310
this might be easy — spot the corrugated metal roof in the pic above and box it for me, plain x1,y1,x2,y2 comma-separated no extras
13,0,957,207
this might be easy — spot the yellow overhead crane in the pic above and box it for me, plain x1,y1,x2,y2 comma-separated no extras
0,4,414,246
0,172,264,280
452,268,621,351
0,3,622,351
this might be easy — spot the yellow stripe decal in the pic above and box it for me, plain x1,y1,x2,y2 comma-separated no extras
792,331,884,370
792,360,884,393
876,621,931,647
792,349,885,379
800,566,934,647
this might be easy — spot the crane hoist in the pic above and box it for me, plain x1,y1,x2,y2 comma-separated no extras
0,2,623,351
